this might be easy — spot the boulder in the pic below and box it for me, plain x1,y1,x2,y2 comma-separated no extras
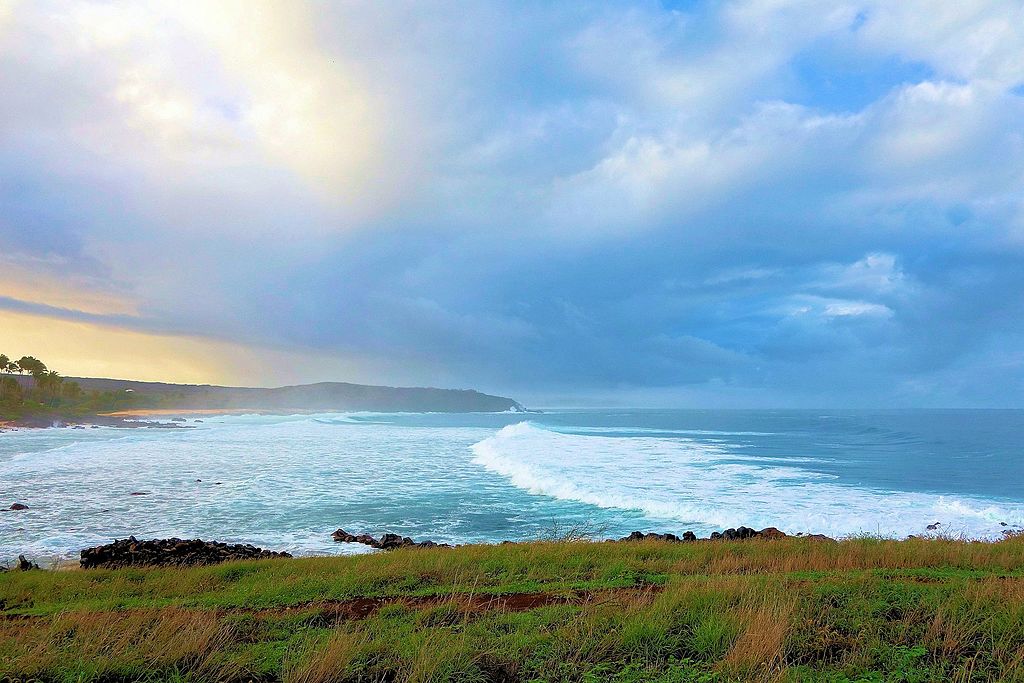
620,526,788,543
617,530,697,543
2,555,40,571
331,528,358,543
756,527,787,540
801,534,836,543
377,533,408,549
331,530,451,550
80,537,292,569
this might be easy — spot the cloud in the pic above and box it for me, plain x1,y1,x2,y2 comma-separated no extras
856,1,1024,85
1,0,1022,406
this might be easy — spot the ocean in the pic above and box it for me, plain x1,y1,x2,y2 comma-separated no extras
2,409,1023,562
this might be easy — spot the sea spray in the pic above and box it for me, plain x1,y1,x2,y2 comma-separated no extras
470,421,1024,539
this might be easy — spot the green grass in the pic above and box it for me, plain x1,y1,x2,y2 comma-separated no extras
3,536,1024,682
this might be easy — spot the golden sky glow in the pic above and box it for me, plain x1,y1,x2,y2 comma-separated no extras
0,310,380,386
0,310,236,383
0,262,138,317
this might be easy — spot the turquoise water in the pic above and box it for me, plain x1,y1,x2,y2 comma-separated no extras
1,409,1023,562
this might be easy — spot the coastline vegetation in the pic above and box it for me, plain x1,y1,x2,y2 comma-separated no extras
0,352,522,423
0,353,145,423
3,535,1024,681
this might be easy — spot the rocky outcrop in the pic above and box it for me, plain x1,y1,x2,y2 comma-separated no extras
1,555,39,572
756,527,787,540
332,528,451,550
616,526,833,542
620,531,698,542
710,526,759,540
335,526,834,549
80,537,292,569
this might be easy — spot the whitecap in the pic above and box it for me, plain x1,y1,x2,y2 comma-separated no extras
470,422,1024,539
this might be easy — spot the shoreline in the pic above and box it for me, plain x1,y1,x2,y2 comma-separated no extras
6,523,1023,572
0,413,186,431
0,407,370,430
97,408,285,417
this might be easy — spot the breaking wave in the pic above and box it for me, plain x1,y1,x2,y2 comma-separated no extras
471,422,1024,539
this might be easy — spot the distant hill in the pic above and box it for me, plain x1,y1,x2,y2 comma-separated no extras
10,376,524,413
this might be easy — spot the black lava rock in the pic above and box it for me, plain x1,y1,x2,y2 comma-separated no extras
80,537,292,569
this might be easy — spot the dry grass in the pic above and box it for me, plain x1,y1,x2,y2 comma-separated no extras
284,629,368,683
721,594,796,678
7,607,240,680
4,536,1024,681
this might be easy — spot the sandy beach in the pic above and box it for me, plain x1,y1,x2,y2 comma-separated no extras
97,408,279,417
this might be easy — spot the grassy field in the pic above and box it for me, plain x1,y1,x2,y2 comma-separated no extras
3,536,1024,682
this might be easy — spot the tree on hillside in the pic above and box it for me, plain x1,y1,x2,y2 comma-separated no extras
0,354,20,374
40,370,64,405
0,376,20,401
16,356,47,388
16,356,45,374
61,380,83,400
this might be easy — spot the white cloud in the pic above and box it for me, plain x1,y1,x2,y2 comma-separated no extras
0,0,12,33
818,253,906,295
857,1,1024,86
0,1,422,221
778,295,894,320
822,300,892,318
161,1,390,207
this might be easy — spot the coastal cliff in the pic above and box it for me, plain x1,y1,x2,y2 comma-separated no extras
9,375,523,414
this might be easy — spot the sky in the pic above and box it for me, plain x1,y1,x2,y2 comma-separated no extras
1,0,1023,407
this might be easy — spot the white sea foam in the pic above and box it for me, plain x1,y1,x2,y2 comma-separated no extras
470,422,1024,539
548,425,776,437
3,412,1022,563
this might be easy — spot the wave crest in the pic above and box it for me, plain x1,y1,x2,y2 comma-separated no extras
470,422,1023,539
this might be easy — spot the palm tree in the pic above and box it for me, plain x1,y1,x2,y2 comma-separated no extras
43,370,63,404
16,357,46,389
17,356,44,376
0,376,19,401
